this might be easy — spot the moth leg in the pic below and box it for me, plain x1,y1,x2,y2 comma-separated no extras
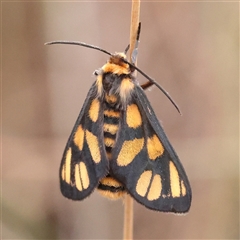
141,81,154,90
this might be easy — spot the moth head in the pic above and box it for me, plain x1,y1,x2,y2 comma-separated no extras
109,53,135,73
109,52,128,66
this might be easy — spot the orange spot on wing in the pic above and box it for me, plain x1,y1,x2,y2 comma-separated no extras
136,170,152,197
147,135,164,160
75,164,83,191
117,138,144,166
85,130,101,163
169,161,181,197
181,180,187,196
75,162,90,191
147,174,162,201
74,125,84,150
62,147,72,184
79,162,90,189
89,99,100,122
126,104,142,128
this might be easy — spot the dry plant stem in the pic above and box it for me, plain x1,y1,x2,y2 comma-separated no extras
123,1,140,240
129,0,141,64
123,194,134,240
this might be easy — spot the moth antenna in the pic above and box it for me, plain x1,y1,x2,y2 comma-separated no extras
45,41,112,56
124,44,130,54
45,37,181,114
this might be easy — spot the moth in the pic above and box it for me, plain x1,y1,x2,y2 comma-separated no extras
46,27,191,213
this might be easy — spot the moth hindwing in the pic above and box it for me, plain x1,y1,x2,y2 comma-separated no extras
60,52,191,213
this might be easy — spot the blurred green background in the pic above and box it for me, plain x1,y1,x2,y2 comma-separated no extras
2,1,239,239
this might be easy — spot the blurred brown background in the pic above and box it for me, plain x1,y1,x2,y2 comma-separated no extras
2,1,239,239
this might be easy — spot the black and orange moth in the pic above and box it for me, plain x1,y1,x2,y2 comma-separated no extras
46,28,191,213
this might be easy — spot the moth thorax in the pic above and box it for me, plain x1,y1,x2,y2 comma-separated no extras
96,75,103,97
102,72,117,93
117,77,135,105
